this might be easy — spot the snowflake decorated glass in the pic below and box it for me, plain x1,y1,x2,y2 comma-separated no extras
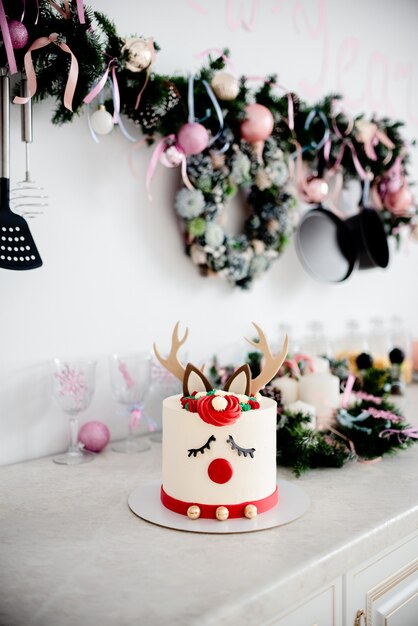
51,359,97,465
109,353,151,453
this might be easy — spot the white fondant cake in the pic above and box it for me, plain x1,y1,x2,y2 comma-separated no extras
154,322,288,520
162,394,277,506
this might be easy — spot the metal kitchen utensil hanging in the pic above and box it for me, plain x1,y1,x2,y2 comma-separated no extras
11,76,48,218
0,70,42,270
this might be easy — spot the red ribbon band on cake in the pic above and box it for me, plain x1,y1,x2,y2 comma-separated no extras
160,485,278,519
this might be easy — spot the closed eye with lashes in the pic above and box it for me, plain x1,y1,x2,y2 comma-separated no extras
227,435,256,458
188,435,216,458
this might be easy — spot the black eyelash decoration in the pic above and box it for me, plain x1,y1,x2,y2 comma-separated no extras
227,435,256,458
188,435,216,458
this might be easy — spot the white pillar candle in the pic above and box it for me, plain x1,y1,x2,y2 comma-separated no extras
285,400,316,430
310,356,330,374
270,376,299,404
299,372,340,427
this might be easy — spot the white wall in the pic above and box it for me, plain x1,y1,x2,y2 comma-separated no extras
1,0,417,465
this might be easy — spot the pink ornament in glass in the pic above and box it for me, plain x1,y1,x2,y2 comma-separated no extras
177,122,209,155
79,420,110,453
240,104,274,143
7,20,29,50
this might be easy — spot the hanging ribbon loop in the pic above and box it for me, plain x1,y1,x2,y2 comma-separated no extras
13,33,79,111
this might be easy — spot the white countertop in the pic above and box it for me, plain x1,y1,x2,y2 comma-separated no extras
1,390,418,626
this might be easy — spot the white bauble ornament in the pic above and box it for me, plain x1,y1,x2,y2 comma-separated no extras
90,106,114,135
211,72,239,101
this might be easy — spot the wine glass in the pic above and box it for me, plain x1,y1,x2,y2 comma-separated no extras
109,352,151,453
149,355,185,443
51,359,97,465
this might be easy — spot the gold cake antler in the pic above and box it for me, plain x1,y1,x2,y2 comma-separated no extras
153,321,189,382
245,322,289,396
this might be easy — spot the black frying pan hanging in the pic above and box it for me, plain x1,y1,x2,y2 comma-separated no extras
345,207,389,269
0,70,42,270
296,206,357,282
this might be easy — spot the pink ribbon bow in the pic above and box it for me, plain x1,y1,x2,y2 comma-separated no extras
13,33,79,111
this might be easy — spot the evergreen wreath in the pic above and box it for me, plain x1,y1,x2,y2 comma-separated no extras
1,1,417,284
174,137,295,289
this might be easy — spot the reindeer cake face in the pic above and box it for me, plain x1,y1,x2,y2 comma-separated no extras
154,322,288,521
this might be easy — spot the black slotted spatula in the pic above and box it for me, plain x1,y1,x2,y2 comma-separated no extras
0,70,42,270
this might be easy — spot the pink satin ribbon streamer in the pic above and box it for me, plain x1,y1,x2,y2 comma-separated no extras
13,33,79,111
134,38,155,110
293,353,315,373
326,139,370,180
146,135,194,200
329,424,382,464
48,0,70,19
0,1,18,74
380,427,418,443
195,48,236,73
352,391,383,405
75,0,85,23
342,374,356,408
83,59,115,104
129,408,142,429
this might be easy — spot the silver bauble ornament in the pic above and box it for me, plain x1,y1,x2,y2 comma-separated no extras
121,38,152,73
211,72,239,101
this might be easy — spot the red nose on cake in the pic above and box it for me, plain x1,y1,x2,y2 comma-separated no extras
207,458,233,484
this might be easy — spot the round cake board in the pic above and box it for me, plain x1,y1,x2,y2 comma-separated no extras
128,479,310,534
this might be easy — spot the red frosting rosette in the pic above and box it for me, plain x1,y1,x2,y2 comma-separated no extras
196,394,241,426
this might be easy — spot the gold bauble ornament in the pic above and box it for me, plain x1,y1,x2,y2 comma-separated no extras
215,506,229,521
211,72,239,101
244,504,258,519
121,38,152,72
187,505,201,520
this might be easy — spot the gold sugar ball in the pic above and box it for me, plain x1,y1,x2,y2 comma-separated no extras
211,72,239,101
215,506,229,521
244,504,258,519
187,505,201,520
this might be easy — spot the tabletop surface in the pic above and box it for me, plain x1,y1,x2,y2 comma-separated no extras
1,390,418,626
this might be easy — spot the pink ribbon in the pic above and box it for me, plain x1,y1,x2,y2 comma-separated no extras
352,391,383,405
83,59,116,105
0,1,18,74
118,360,134,389
13,33,79,111
367,407,403,423
75,0,85,23
379,427,418,443
326,139,370,180
146,135,194,201
134,38,155,110
195,48,236,73
293,353,315,373
342,373,356,408
129,407,142,429
48,0,70,19
283,359,302,379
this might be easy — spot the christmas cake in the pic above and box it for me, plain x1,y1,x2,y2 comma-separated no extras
154,322,288,521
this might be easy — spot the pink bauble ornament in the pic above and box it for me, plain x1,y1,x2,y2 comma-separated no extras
304,177,329,204
7,20,29,50
177,122,209,155
241,104,274,143
385,186,413,216
78,421,110,453
160,145,183,167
